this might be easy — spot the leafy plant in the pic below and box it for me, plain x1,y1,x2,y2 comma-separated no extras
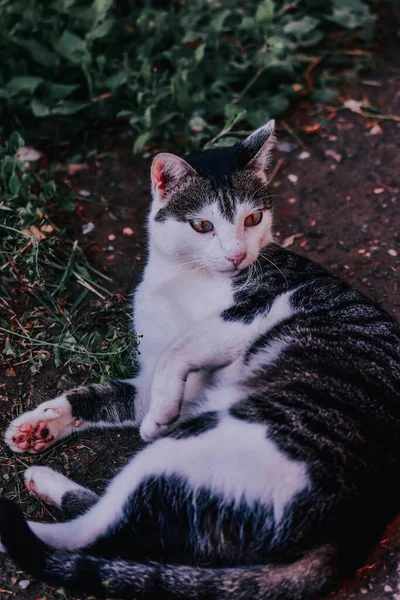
0,132,136,381
0,0,376,152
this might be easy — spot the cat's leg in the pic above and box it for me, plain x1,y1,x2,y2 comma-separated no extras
5,380,138,454
24,466,99,518
140,313,267,441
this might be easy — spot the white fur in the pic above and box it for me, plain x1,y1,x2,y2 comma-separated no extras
141,290,294,439
24,466,89,508
25,415,308,550
2,121,312,558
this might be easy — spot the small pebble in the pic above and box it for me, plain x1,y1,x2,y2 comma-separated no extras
360,588,368,594
82,222,95,234
388,249,398,257
78,189,91,197
374,188,385,194
276,141,298,153
108,234,116,241
369,124,383,136
298,151,310,160
384,584,393,592
18,580,31,589
287,174,298,184
122,227,134,236
325,149,342,163
288,197,297,204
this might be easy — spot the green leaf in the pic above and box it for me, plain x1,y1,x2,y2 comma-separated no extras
133,131,152,154
311,88,339,102
56,188,75,211
8,174,21,195
51,101,88,115
31,98,50,117
211,9,230,33
54,31,89,64
87,18,114,42
7,132,25,154
194,44,205,64
16,39,57,68
256,0,274,24
284,16,319,39
5,76,43,97
326,0,372,29
45,83,80,102
43,180,57,199
92,0,113,20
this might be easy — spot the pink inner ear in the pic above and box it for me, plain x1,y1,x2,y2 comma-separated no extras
151,157,165,193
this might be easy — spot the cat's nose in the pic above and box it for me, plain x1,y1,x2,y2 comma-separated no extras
226,252,246,268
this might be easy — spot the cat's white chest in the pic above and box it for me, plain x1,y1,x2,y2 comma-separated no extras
136,269,232,336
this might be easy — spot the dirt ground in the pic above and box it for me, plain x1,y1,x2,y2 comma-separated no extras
0,6,399,600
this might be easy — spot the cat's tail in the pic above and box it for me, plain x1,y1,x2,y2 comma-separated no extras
0,499,340,600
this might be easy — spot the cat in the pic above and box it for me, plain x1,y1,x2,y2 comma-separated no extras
1,120,400,600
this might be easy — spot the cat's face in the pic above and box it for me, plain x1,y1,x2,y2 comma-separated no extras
148,121,276,276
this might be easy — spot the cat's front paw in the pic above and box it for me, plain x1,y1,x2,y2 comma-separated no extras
140,411,173,442
5,395,80,454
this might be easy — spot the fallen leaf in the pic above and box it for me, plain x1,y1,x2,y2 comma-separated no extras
40,224,54,234
325,149,342,163
30,225,46,241
343,99,363,114
368,124,383,135
6,367,16,377
282,233,302,248
17,147,42,162
67,163,89,175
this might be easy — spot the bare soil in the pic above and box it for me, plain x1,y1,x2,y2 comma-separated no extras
0,6,399,600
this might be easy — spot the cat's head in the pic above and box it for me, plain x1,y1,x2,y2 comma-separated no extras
148,120,276,276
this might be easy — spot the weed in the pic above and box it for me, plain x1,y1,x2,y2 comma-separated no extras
0,132,137,383
0,0,376,152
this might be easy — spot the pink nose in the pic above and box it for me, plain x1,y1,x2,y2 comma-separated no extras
226,252,246,268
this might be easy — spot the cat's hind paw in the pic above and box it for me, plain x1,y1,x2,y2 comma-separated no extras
5,396,80,454
24,466,80,507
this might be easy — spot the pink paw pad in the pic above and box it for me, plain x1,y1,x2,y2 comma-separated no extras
13,420,55,452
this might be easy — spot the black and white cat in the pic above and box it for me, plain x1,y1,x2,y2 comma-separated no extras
1,120,400,600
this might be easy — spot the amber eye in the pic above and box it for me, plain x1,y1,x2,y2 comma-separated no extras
244,211,263,227
190,220,214,233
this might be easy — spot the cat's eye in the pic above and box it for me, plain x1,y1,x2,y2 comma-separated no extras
244,211,263,227
190,220,214,233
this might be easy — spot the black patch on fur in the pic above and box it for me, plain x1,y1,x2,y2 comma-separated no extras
0,499,48,576
166,411,219,439
61,489,99,518
154,143,272,225
68,380,136,424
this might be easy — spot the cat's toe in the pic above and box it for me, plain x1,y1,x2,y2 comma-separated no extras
140,413,169,442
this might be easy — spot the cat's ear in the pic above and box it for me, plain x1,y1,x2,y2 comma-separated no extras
151,153,197,202
238,119,276,175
